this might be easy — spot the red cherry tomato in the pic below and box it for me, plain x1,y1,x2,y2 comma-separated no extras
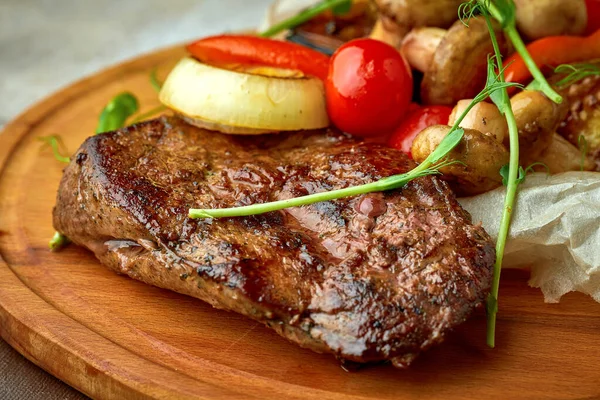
387,105,452,156
325,38,413,137
585,0,600,35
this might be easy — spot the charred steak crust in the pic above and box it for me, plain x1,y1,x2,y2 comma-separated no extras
53,116,495,367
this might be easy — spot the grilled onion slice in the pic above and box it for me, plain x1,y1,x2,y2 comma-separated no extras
159,57,329,134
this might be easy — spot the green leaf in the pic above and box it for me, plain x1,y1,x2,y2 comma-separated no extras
500,164,526,186
38,135,70,163
487,55,506,112
49,231,69,251
331,0,352,15
429,128,464,164
96,92,139,134
555,63,600,88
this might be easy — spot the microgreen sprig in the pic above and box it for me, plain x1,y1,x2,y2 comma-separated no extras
527,63,600,91
188,76,519,220
96,92,139,134
465,0,562,104
476,2,522,348
555,63,600,88
260,0,352,38
499,162,549,186
189,130,463,219
38,135,70,163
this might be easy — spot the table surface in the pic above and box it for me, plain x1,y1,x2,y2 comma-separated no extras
0,0,270,398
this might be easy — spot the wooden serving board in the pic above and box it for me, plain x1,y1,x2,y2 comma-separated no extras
1,45,600,400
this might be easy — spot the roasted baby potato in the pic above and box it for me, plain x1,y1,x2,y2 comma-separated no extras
556,75,600,170
374,0,463,30
411,125,510,196
536,133,595,173
421,17,508,106
510,90,568,162
448,100,508,144
514,0,587,41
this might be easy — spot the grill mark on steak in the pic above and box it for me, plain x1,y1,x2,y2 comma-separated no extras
53,116,495,368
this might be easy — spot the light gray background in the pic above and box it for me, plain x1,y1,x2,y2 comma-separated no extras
0,0,270,398
0,0,271,127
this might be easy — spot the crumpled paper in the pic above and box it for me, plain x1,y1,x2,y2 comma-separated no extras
459,172,600,303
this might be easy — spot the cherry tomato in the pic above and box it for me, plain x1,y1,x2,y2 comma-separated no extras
187,35,330,81
387,105,452,156
585,0,600,35
325,38,413,137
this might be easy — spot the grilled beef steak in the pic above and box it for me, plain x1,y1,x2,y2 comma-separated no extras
53,116,495,367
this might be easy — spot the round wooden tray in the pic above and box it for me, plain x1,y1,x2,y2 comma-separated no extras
1,45,599,400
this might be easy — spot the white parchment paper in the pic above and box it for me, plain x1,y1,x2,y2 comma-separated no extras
460,172,600,303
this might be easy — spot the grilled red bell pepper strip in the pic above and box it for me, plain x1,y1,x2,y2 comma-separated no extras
504,29,600,85
186,35,330,81
585,0,600,35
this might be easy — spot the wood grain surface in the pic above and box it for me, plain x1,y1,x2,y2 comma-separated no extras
1,45,599,400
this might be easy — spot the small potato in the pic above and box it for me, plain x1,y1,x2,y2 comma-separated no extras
401,27,445,73
448,100,508,144
514,0,587,41
411,125,510,196
421,17,508,105
534,133,595,173
510,90,568,161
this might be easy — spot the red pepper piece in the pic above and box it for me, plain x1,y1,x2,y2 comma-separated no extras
504,29,600,85
186,35,330,81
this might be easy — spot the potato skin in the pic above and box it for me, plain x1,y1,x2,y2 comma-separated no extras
421,17,508,106
514,0,587,41
448,100,508,144
536,133,595,173
510,90,568,163
375,0,463,30
411,125,509,196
